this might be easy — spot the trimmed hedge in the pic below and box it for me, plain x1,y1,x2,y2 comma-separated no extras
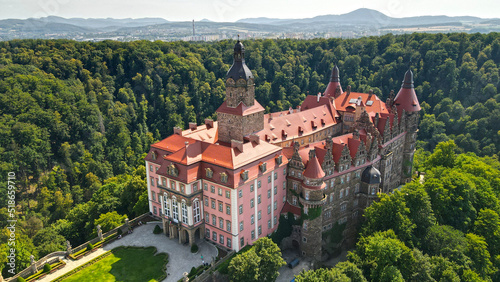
69,233,118,260
23,260,66,282
153,225,162,234
53,246,169,282
190,243,199,253
43,263,52,273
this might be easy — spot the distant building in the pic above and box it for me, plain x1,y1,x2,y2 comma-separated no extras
145,40,420,261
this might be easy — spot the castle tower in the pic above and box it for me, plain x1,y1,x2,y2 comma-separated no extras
394,69,421,183
299,149,327,262
358,165,382,209
216,40,265,143
324,65,343,99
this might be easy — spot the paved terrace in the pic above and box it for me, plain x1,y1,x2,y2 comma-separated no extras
38,223,217,282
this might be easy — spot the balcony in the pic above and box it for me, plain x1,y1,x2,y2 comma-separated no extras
299,195,327,207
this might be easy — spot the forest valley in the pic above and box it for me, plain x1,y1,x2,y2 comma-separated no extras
0,33,499,280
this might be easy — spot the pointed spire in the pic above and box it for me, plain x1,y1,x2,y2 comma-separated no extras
402,69,414,89
303,149,325,180
324,65,343,98
394,68,421,112
226,39,253,80
330,65,340,82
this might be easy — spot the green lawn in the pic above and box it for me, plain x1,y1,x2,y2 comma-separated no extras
61,247,168,282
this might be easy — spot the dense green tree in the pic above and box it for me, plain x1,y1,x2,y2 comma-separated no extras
32,228,66,257
295,268,350,282
228,249,261,282
94,211,127,233
252,237,286,282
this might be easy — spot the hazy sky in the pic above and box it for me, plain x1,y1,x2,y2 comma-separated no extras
1,0,499,21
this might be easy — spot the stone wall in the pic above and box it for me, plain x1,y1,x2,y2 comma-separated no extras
5,213,150,281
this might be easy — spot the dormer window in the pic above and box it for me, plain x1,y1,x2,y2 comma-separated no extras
259,162,267,173
206,168,213,178
276,155,283,165
220,172,228,183
241,170,249,181
168,164,179,177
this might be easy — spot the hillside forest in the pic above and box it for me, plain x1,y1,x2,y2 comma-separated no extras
0,33,499,277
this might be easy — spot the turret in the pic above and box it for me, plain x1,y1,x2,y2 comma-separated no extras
226,40,253,83
394,69,421,183
299,149,327,261
394,69,421,113
324,65,343,99
216,40,265,143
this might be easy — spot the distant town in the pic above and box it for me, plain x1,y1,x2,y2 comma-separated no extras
1,8,499,42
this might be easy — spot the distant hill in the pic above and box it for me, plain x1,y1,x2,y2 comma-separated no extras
237,8,487,27
0,8,498,41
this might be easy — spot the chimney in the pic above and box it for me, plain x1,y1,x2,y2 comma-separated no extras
368,89,374,99
173,127,183,135
231,140,243,152
249,134,260,144
346,85,351,96
289,107,293,114
189,122,197,130
356,96,362,106
297,106,301,112
317,92,321,102
205,119,214,129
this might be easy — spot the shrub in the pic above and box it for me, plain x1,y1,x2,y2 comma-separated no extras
87,243,94,251
17,277,26,282
190,243,199,253
189,266,197,277
153,225,162,234
43,263,52,273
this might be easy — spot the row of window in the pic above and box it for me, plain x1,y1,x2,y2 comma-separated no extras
206,229,232,248
205,213,232,232
204,198,231,215
164,197,201,225
204,184,231,199
150,174,200,194
243,196,286,214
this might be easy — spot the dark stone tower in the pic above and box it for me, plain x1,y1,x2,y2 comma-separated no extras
394,69,421,183
299,149,327,262
216,40,265,143
358,165,382,210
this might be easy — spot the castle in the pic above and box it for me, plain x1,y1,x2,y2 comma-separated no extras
144,40,420,261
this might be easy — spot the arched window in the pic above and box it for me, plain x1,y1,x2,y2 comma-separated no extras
181,201,188,224
164,193,170,217
193,200,201,223
172,198,179,222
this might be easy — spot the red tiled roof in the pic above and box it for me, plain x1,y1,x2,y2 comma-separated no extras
162,138,282,170
324,81,342,98
347,138,361,159
281,202,301,216
394,70,421,113
151,134,196,153
216,100,265,116
334,92,389,115
257,102,337,143
303,153,325,180
301,95,340,118
182,123,219,144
